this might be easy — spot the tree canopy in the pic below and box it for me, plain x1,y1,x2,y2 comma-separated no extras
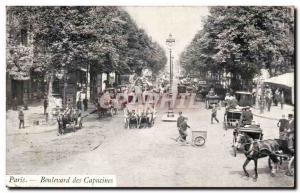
6,6,167,80
180,6,294,90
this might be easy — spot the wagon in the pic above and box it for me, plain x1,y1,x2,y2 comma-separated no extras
58,114,83,135
177,85,187,98
268,139,295,176
191,130,207,146
124,104,156,129
232,124,263,156
223,108,243,130
205,95,221,109
235,91,254,107
186,86,196,96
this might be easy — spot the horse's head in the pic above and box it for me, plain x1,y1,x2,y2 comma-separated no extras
234,133,253,150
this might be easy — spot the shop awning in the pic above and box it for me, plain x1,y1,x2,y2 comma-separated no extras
263,72,294,88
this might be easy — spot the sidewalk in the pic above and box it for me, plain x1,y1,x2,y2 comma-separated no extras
252,104,294,121
6,103,57,136
6,102,96,136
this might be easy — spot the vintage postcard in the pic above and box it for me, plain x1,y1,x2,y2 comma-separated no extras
6,6,295,188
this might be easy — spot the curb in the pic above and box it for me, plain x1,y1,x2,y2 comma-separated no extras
253,113,279,121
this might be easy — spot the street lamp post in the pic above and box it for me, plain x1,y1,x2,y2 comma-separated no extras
166,33,175,93
171,56,174,84
162,33,177,120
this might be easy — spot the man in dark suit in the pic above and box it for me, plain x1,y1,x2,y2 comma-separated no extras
177,111,185,129
277,114,289,140
287,114,294,152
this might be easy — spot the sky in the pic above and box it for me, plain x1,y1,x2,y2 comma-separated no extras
125,6,209,73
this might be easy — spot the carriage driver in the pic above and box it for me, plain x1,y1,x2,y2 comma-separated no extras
240,107,253,126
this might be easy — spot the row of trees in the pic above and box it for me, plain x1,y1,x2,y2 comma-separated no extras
7,6,167,81
180,6,294,90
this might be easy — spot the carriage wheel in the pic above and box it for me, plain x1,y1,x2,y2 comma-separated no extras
194,136,205,146
288,156,294,176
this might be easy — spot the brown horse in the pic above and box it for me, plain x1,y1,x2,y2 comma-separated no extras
234,134,281,180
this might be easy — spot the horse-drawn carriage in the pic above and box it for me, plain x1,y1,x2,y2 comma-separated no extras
124,104,156,129
97,91,118,118
232,124,263,156
235,91,254,107
268,139,295,176
57,109,83,135
223,108,243,130
205,95,221,109
177,85,187,98
234,128,294,179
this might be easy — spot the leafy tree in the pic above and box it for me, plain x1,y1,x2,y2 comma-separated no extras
7,6,167,82
180,6,294,90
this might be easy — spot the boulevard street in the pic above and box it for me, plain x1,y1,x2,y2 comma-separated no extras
6,100,294,187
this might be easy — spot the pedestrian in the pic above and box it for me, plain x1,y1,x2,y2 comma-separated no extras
274,88,280,106
177,111,185,130
18,109,25,129
287,114,294,152
83,97,88,111
277,114,289,140
57,114,63,135
211,104,219,124
258,96,264,114
265,85,272,112
224,92,231,107
77,97,82,110
43,98,48,115
280,90,285,110
179,118,190,142
45,112,49,124
12,97,18,110
23,98,28,110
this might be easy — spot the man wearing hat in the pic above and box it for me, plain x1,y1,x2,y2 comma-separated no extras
240,107,253,126
177,111,185,130
265,85,273,112
277,114,289,140
286,114,294,152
